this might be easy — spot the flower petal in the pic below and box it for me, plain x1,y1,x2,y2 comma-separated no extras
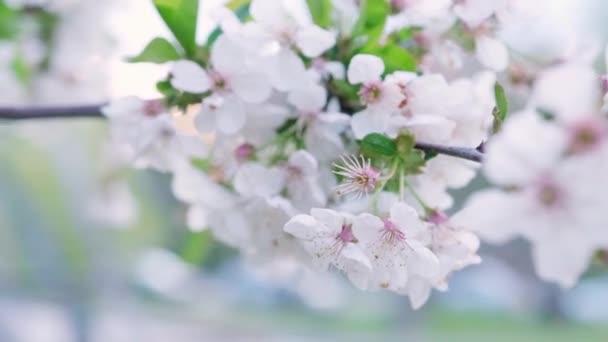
215,96,247,135
171,60,211,93
295,25,336,58
284,214,320,240
288,84,327,113
347,54,384,84
475,35,509,72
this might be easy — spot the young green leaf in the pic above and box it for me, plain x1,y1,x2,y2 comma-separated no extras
492,82,509,132
11,53,32,85
0,3,19,39
128,37,181,63
400,150,426,174
392,26,422,42
360,133,397,157
226,0,250,10
352,0,389,48
152,0,199,57
306,0,332,28
363,44,417,73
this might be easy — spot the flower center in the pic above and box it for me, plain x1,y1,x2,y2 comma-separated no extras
568,118,607,154
234,143,254,161
338,223,357,244
427,211,449,225
143,100,164,117
210,70,229,92
536,181,563,208
381,219,406,243
334,155,381,197
601,74,608,93
359,81,383,104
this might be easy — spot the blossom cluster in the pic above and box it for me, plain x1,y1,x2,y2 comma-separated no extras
99,0,608,308
456,61,608,287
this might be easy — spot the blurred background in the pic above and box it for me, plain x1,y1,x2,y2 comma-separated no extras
1,0,608,341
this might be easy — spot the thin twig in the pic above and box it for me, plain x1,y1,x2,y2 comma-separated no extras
415,142,483,162
0,104,484,162
0,104,105,120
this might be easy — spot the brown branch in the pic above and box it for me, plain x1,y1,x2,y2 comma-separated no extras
0,104,105,120
414,142,483,163
0,104,484,162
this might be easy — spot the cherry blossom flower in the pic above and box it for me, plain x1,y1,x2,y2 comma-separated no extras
347,54,404,113
455,109,608,287
396,211,481,309
288,84,351,161
284,209,372,289
284,150,327,211
171,35,272,135
102,97,207,172
351,202,439,307
248,0,336,91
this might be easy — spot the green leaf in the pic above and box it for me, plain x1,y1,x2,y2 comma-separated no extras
401,149,426,174
180,230,213,265
352,0,389,47
128,37,181,63
226,0,250,10
423,150,438,161
363,44,417,73
360,133,397,157
306,0,332,28
152,0,199,57
11,53,31,85
492,82,509,132
395,132,426,173
393,26,422,42
0,3,19,40
396,132,416,154
191,158,211,172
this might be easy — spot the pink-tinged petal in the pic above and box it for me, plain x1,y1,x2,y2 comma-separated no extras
295,25,336,58
310,208,345,233
250,0,289,28
407,276,433,310
475,35,509,72
284,214,321,240
288,84,327,113
288,150,318,176
407,240,440,279
230,71,273,103
533,63,600,122
532,236,594,288
351,109,390,139
210,35,246,75
452,189,526,244
171,161,235,207
352,213,384,244
483,111,566,187
390,202,427,237
305,127,344,162
215,97,247,135
194,105,217,134
347,54,384,84
174,134,208,160
233,163,286,197
317,112,350,131
340,243,373,290
170,60,211,94
269,49,308,91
